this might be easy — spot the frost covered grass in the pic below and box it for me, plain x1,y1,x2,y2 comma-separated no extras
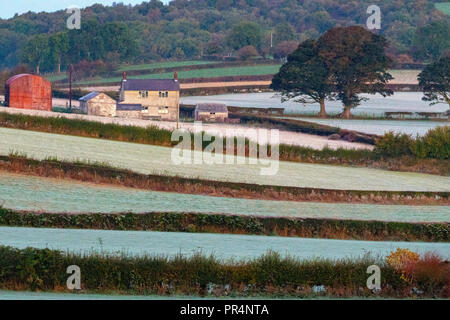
1,127,449,191
1,112,448,175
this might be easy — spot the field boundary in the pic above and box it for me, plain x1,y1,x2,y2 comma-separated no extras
0,246,448,298
0,156,448,205
1,208,448,242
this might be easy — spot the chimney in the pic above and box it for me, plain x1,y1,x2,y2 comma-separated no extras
122,71,127,81
174,71,178,81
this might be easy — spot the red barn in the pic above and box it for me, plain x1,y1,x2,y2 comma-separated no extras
5,74,52,111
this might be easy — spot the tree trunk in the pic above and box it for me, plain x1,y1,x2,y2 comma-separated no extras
341,106,352,119
57,56,61,73
36,65,40,75
319,98,327,118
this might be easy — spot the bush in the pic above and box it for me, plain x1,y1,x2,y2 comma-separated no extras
419,126,450,160
375,127,450,160
374,131,413,157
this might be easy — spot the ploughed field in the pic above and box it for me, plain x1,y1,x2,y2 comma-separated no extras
1,172,449,223
180,92,449,116
0,128,448,191
1,226,448,261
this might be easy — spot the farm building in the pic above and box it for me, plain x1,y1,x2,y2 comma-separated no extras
116,103,143,119
195,103,229,122
5,74,52,111
119,72,180,121
79,92,116,117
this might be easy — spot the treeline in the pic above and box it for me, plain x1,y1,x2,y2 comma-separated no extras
0,0,449,72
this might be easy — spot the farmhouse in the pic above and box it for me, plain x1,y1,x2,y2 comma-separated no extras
79,92,116,117
195,103,228,122
119,72,180,121
5,74,52,111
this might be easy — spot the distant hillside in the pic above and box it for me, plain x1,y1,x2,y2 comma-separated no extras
0,0,449,72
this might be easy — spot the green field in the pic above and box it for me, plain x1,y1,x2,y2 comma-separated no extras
75,64,281,85
45,73,68,82
118,60,216,72
436,2,450,15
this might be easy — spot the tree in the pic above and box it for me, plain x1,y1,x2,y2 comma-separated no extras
237,45,259,60
317,26,393,118
227,22,262,50
273,41,299,59
413,20,450,62
418,56,450,107
22,34,50,74
273,22,295,45
49,32,69,73
271,39,334,117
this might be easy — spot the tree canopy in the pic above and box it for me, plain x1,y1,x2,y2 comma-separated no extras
0,0,448,70
271,39,334,117
418,56,450,107
317,26,393,118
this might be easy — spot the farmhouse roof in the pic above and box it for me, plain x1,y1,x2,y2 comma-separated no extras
116,103,142,111
195,103,228,113
79,92,100,101
121,79,180,91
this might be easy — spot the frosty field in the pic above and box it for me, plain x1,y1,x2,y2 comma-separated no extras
0,128,449,191
1,172,449,222
279,118,449,137
0,226,448,261
180,92,449,116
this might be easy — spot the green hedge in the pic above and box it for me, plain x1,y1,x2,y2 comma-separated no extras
0,246,417,297
1,209,448,242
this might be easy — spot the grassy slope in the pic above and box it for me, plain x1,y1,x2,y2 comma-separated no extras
117,60,216,72
74,64,281,85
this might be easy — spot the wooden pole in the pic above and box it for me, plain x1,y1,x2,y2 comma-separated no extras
69,64,73,110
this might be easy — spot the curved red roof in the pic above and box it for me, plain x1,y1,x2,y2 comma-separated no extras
6,74,50,85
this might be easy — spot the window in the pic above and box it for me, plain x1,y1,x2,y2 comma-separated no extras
139,91,148,98
158,91,169,98
158,106,169,114
142,106,149,113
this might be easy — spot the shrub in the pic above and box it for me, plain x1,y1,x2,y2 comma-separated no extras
375,127,450,160
374,131,413,157
419,126,450,160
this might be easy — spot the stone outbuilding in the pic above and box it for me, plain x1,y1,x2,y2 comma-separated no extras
5,74,52,111
194,103,229,122
115,103,143,119
79,92,116,117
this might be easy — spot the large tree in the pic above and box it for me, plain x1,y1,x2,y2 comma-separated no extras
21,34,50,74
227,22,262,50
49,32,69,73
418,56,450,107
317,26,393,118
271,39,334,117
